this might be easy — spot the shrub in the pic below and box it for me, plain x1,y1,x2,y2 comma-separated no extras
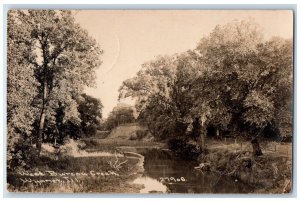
136,130,148,140
129,134,137,141
168,138,201,160
8,142,39,172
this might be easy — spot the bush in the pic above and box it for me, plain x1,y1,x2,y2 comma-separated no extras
129,135,137,141
8,142,39,172
57,139,86,158
136,130,148,140
168,138,201,160
129,130,148,141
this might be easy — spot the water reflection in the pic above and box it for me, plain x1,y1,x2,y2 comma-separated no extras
133,176,168,193
134,148,254,194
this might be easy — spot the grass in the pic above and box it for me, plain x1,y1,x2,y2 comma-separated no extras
107,124,145,139
206,138,292,160
7,134,292,193
82,138,165,153
7,138,148,193
198,138,292,193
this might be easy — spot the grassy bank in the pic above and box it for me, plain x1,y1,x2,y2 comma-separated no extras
7,135,292,194
82,138,165,153
196,139,292,194
7,138,154,193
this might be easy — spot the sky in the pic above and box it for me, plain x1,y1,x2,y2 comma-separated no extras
74,10,293,118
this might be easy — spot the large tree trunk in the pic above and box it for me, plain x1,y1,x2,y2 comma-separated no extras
200,125,206,152
216,128,220,140
251,136,263,156
36,111,45,155
197,120,206,153
36,79,48,156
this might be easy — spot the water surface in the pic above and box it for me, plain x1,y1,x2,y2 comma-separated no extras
133,148,254,194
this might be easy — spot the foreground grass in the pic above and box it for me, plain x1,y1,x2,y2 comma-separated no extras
8,136,292,193
7,140,146,193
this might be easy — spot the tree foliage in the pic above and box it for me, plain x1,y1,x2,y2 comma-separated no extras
7,10,103,168
119,19,293,155
104,103,135,130
7,10,40,168
78,93,103,137
18,10,102,153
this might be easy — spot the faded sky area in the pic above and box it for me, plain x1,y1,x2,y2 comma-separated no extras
74,10,293,118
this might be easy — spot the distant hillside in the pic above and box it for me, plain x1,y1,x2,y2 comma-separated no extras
106,123,152,141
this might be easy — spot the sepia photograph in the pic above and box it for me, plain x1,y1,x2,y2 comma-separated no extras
6,9,293,194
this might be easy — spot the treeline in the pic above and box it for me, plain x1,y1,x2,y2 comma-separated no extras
7,10,103,169
119,20,293,156
102,103,136,131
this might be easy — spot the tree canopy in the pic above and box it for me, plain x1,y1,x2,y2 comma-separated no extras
7,10,103,168
104,103,136,130
119,19,293,155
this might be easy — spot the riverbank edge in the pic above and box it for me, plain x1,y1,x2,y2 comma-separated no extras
6,140,150,193
195,147,292,194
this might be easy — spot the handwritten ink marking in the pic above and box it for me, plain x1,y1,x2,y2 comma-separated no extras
20,178,32,185
17,171,46,177
45,171,57,176
19,177,81,185
159,177,187,183
15,169,121,187
90,170,119,177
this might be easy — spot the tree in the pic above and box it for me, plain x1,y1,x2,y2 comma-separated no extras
195,20,293,155
8,10,103,155
49,94,103,143
242,37,293,154
78,93,103,137
119,55,183,139
191,20,263,152
120,52,200,141
7,10,40,168
18,10,101,151
104,103,135,130
119,19,293,156
255,37,293,138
